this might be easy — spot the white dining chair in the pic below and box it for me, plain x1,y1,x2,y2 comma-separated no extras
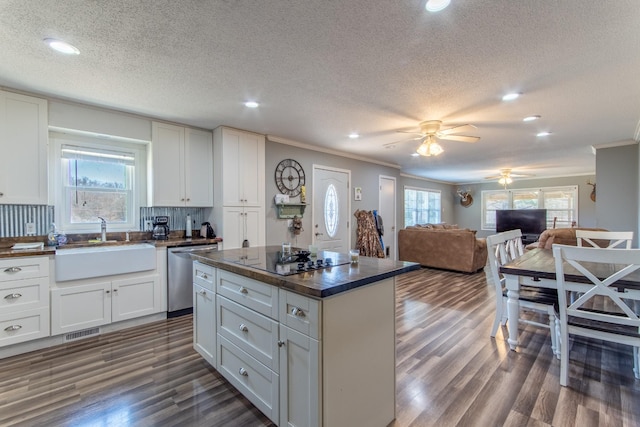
487,229,559,357
552,244,640,386
576,230,633,249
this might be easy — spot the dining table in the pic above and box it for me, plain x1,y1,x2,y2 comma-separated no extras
499,247,640,351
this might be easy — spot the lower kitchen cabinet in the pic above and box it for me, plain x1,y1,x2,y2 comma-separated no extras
278,324,320,427
51,273,161,335
0,256,51,347
193,283,216,367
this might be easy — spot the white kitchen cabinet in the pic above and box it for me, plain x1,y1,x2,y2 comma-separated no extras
0,256,50,347
213,127,265,249
0,90,48,205
279,324,320,427
51,273,161,335
193,283,216,367
149,122,213,207
221,206,265,250
214,127,265,207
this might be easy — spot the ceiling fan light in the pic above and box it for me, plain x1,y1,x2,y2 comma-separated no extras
425,0,451,12
416,142,430,156
429,142,444,155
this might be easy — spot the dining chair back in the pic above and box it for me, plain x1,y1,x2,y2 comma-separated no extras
552,244,640,386
576,230,633,249
487,229,559,356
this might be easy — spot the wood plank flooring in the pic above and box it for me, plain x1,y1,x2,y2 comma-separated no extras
1,267,639,426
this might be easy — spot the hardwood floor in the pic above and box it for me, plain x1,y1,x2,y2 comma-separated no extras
1,267,639,426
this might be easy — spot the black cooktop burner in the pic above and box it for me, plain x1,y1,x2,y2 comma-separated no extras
223,247,351,276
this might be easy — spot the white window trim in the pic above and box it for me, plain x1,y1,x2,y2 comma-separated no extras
50,132,147,233
403,185,442,227
481,185,579,230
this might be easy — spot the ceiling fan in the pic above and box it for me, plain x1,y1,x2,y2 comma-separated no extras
485,169,535,188
384,120,480,156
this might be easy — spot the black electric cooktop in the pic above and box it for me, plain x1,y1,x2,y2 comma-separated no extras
222,247,351,276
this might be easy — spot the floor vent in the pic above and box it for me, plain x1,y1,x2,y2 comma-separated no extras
63,327,101,342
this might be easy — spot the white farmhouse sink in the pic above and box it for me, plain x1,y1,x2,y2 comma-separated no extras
55,243,156,282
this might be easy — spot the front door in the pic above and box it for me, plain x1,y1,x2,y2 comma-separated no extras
312,166,350,252
378,175,396,259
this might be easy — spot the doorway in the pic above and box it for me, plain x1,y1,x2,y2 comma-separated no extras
312,165,350,252
378,175,397,259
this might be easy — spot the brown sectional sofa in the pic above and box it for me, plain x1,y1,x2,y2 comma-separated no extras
398,224,488,273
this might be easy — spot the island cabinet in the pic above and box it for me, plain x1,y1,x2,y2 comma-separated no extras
0,256,51,347
196,266,397,427
193,261,216,367
0,90,48,205
213,127,265,249
149,122,213,207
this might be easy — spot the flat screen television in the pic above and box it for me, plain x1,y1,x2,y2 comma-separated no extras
496,209,547,241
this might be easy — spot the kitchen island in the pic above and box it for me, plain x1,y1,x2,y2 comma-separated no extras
191,246,419,427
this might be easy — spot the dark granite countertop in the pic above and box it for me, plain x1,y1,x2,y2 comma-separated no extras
0,234,221,259
191,245,420,299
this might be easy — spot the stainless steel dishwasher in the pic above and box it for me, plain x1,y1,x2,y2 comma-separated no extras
167,244,218,317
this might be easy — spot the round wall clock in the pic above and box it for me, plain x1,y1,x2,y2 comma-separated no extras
275,158,305,197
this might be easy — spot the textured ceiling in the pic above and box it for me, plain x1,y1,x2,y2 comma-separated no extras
1,0,639,183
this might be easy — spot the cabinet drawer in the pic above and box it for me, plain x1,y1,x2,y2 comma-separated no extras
279,290,321,340
217,335,279,424
0,277,49,313
217,270,278,319
193,262,215,291
0,307,50,347
217,295,278,371
0,257,49,282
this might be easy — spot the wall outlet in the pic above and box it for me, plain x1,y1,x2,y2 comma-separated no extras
287,219,293,227
144,220,153,231
25,222,36,236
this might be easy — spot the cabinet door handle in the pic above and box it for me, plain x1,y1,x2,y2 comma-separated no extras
239,287,248,294
3,267,22,274
239,323,248,332
186,198,190,202
291,307,306,317
113,289,118,293
4,293,22,300
278,340,285,347
0,192,3,197
106,290,111,294
4,325,22,332
239,367,248,377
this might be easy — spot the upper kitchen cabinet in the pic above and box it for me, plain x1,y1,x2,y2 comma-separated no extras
0,91,48,205
149,122,213,207
213,127,265,207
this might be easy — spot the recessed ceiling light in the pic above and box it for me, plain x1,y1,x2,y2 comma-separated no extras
523,115,541,122
44,38,80,55
348,133,359,139
536,131,552,137
411,153,420,157
502,92,521,101
244,101,259,108
425,0,451,12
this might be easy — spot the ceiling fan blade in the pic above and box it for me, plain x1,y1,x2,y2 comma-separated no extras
397,130,424,136
439,134,480,143
383,135,424,147
437,123,477,136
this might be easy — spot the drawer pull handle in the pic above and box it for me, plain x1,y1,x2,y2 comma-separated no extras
278,340,285,347
291,307,306,317
239,367,248,377
3,267,22,274
199,290,207,296
239,287,248,294
202,273,208,279
239,324,248,332
4,325,22,332
4,293,22,300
